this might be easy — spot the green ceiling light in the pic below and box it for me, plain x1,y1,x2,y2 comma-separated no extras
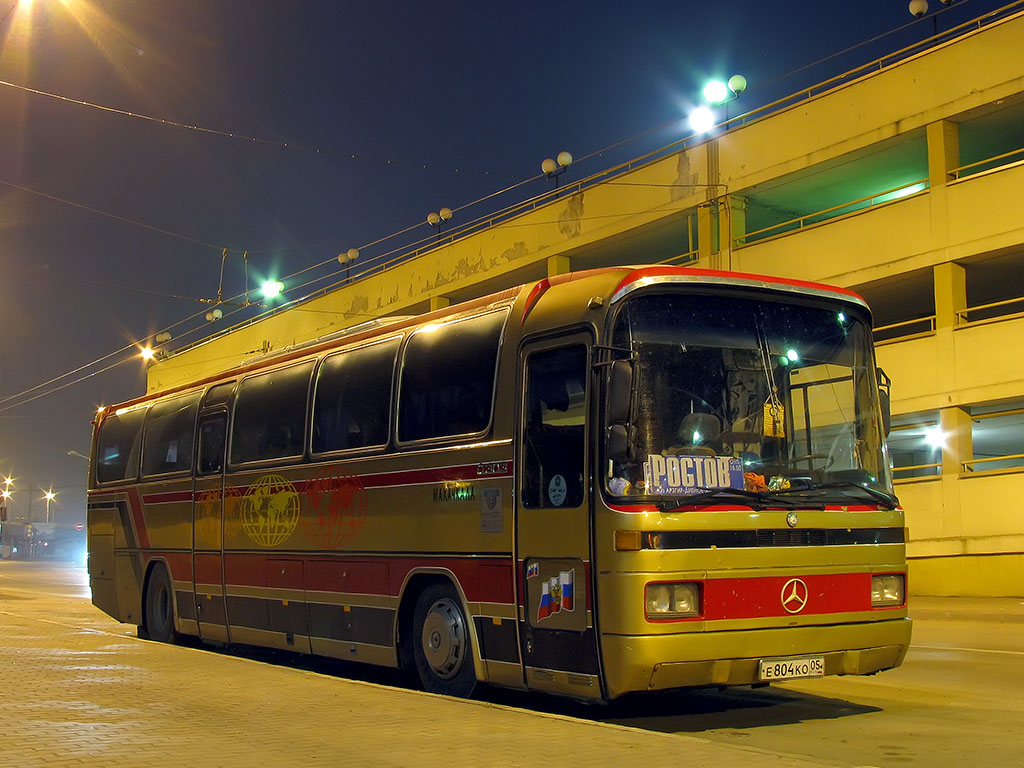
261,280,285,299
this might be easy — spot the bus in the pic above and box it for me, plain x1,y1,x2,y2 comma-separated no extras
87,265,911,701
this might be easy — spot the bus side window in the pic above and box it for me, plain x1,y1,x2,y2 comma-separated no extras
198,418,226,475
142,393,201,477
398,311,506,442
522,345,588,509
312,338,399,454
95,406,148,484
230,361,314,465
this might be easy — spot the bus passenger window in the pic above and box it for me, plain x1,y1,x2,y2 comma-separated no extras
141,393,201,477
313,338,399,453
398,311,506,442
95,406,148,484
230,361,314,464
522,345,588,509
198,419,226,475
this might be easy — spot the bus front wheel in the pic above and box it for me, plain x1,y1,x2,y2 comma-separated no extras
412,583,476,697
143,564,178,644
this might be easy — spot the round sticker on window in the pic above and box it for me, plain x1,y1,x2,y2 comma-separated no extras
548,474,568,507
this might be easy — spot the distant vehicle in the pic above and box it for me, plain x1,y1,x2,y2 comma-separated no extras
86,266,910,701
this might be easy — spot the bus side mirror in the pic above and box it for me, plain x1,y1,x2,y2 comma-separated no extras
607,424,630,463
877,367,892,437
607,360,633,424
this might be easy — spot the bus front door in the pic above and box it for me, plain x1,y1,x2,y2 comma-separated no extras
515,336,602,699
192,414,231,643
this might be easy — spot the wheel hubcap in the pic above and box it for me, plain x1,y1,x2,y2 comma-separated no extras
420,598,466,680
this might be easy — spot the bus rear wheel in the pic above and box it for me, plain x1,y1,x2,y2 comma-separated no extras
143,564,178,644
412,583,476,698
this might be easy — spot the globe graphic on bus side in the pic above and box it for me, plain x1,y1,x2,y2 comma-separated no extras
239,474,301,547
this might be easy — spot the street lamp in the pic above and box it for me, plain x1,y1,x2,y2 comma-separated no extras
689,74,747,134
337,248,359,282
260,280,285,300
43,489,56,523
426,208,453,242
541,151,574,195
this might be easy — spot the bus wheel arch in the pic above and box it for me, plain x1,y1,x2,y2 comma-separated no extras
141,559,178,644
398,573,478,697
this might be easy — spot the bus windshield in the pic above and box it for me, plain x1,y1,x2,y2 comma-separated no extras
606,291,894,506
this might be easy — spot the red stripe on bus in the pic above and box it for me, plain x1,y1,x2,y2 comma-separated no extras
141,491,194,505
126,487,151,549
221,553,515,604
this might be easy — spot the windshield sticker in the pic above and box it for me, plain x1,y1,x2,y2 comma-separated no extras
548,474,568,506
644,455,743,495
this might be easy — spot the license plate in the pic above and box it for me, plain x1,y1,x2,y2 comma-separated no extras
758,655,825,681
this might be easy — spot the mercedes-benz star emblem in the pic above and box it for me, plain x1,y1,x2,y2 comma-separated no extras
781,578,809,614
786,512,799,528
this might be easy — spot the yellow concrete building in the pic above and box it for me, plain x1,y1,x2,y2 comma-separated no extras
150,7,1024,596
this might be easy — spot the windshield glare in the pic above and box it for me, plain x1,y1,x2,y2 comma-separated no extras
606,292,893,503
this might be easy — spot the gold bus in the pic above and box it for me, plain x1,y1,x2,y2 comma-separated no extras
87,265,911,701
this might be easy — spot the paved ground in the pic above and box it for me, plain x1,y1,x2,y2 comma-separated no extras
0,561,833,768
2,561,1022,767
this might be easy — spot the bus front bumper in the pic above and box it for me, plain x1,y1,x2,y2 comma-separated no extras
601,617,912,699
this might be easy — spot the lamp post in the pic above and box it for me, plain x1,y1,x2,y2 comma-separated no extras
44,490,56,523
690,74,747,134
426,208,453,243
337,248,359,282
541,151,573,195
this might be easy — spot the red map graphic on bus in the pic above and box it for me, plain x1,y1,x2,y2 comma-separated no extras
303,468,368,548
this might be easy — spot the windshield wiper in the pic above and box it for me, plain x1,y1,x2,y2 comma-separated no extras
656,487,814,512
771,481,898,509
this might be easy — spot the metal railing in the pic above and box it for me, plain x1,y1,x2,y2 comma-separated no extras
736,179,929,246
962,453,1024,472
957,295,1024,325
874,315,937,343
892,462,942,476
949,147,1024,181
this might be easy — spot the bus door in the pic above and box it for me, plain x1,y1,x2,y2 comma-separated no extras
192,413,231,643
515,335,602,698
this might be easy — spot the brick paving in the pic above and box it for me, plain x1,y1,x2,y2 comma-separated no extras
0,563,837,768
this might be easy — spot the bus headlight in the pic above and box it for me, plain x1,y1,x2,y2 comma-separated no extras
871,574,905,607
645,582,700,620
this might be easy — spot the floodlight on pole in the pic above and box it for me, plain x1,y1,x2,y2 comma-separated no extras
688,106,716,134
703,80,729,105
261,280,285,299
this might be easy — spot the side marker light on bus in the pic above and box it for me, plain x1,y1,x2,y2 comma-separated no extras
614,530,642,551
871,574,905,607
645,582,701,620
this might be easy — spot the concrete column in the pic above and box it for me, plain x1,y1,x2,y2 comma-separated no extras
429,296,450,312
547,255,570,278
926,120,959,253
939,406,972,475
927,119,960,188
719,195,746,269
933,261,966,329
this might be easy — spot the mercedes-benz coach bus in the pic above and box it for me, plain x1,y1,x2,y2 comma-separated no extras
87,265,911,701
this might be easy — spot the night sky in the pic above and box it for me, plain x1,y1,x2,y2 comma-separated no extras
0,0,1004,524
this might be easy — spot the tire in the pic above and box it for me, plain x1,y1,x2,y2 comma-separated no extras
143,564,178,644
411,583,477,697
